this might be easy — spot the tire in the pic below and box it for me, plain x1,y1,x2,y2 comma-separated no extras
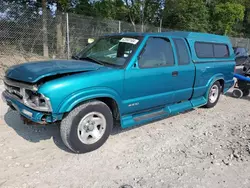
60,100,113,153
232,89,243,98
242,89,250,96
204,81,221,108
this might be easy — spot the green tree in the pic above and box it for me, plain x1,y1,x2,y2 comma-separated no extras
73,0,93,16
213,2,245,35
241,0,250,37
92,0,128,20
163,0,210,32
124,0,163,31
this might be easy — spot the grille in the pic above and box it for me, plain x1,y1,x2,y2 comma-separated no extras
4,82,23,100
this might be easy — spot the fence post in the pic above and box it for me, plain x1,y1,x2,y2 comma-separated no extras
141,24,144,32
118,21,121,33
66,13,70,60
159,19,162,32
42,3,49,57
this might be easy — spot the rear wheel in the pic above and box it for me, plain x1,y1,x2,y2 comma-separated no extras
60,100,113,153
204,81,221,108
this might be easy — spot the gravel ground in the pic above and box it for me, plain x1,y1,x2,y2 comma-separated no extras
0,84,250,188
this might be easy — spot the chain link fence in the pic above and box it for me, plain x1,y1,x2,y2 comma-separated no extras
0,7,164,61
1,4,250,77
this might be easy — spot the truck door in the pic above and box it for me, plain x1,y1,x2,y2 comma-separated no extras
171,37,195,102
123,36,178,114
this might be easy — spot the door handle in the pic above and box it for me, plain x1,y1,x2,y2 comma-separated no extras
172,71,178,77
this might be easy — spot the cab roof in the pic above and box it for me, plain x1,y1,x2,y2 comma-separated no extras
105,31,230,43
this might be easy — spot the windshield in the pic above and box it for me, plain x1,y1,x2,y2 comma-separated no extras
75,36,142,67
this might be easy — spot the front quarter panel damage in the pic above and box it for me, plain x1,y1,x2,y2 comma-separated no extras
38,68,124,114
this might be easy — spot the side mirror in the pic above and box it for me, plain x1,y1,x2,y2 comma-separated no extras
132,59,139,69
88,38,95,44
236,52,240,56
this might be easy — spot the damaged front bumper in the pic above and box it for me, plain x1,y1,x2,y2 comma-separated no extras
2,91,63,125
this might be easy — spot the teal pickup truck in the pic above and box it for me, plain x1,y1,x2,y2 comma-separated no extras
2,31,235,153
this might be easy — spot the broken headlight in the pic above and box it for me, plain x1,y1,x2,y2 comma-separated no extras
23,90,52,112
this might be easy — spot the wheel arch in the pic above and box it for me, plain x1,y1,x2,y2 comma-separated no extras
205,74,225,100
57,87,122,120
91,97,120,121
217,79,225,92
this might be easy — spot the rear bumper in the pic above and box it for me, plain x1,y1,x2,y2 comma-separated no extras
2,91,63,124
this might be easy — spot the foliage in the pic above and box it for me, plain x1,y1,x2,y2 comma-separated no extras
163,0,210,32
1,0,250,37
213,2,245,35
92,0,127,20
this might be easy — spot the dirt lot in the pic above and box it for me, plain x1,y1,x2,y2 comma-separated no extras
0,84,250,188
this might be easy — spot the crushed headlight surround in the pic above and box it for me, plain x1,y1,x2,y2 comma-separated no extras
4,78,52,112
23,89,52,112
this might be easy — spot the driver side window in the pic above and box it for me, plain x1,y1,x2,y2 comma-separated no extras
139,37,175,68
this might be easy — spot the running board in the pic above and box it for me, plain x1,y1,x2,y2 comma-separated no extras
121,100,195,129
190,96,207,107
134,110,166,122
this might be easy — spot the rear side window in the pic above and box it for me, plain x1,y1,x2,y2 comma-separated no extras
214,44,229,58
173,38,190,65
195,42,229,58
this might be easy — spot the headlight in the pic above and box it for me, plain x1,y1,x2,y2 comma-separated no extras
23,89,52,112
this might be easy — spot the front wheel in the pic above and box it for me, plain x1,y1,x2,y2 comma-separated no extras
204,81,221,108
60,100,113,153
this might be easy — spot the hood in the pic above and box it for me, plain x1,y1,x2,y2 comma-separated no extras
5,60,103,83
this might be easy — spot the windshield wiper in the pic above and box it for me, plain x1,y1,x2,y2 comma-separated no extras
79,56,104,66
73,55,119,67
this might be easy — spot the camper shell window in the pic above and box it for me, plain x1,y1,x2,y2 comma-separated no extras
195,42,229,58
